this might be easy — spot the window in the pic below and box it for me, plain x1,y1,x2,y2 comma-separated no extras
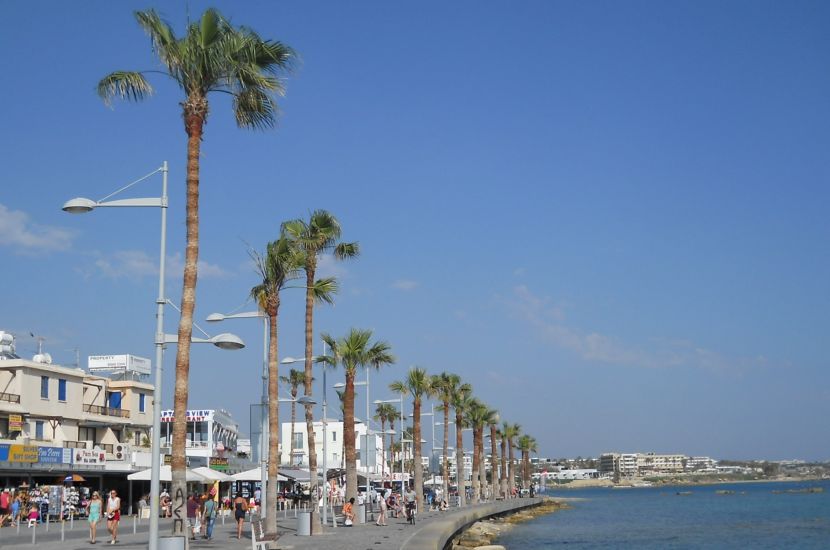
40,376,49,399
58,379,67,401
292,432,304,450
107,391,122,409
134,431,142,446
332,431,337,442
79,427,96,442
35,421,44,440
139,393,146,413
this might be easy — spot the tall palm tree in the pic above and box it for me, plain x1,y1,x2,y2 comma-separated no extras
390,367,433,511
517,434,538,490
250,237,302,533
466,399,493,502
322,329,394,504
374,403,398,482
487,410,500,501
431,372,460,505
499,422,509,498
282,210,357,533
279,368,310,466
98,9,294,532
450,382,472,507
504,423,521,497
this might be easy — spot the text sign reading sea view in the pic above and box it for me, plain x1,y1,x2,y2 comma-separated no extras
499,480,830,549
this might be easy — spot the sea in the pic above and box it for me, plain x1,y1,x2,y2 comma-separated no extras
497,480,830,549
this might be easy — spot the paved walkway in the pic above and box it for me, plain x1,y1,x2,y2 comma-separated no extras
0,498,543,549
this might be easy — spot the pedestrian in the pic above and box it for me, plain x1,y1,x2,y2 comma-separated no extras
87,491,102,544
0,489,10,527
160,490,171,518
375,492,388,526
186,494,199,541
11,495,21,526
202,488,217,540
233,492,248,539
343,497,355,526
105,489,121,545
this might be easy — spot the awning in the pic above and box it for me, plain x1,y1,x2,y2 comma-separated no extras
230,468,288,482
192,467,234,482
127,465,207,482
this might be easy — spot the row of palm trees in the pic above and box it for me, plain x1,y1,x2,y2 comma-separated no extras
382,367,539,511
97,8,538,539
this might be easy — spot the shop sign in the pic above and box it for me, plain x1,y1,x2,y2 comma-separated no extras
0,444,8,461
88,354,151,375
39,446,73,464
210,457,228,471
74,448,106,466
9,445,38,463
160,409,214,423
9,414,23,432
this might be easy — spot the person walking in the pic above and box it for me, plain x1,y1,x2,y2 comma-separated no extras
10,495,21,527
343,497,355,526
186,494,199,541
233,492,248,539
0,488,10,527
375,492,388,526
87,491,102,544
202,489,217,540
105,490,120,545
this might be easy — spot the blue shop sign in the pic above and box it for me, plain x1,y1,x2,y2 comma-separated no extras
38,446,72,464
0,444,9,462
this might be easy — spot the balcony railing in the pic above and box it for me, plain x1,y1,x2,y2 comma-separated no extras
83,404,130,419
0,392,21,404
63,440,85,449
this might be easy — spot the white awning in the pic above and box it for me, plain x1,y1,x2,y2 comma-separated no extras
127,465,207,482
192,467,234,482
231,468,288,482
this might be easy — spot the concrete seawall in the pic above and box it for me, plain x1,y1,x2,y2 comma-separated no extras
401,498,544,550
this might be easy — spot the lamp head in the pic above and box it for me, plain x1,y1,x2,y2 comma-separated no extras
205,313,225,322
281,356,299,364
296,396,317,406
210,333,245,350
62,197,97,213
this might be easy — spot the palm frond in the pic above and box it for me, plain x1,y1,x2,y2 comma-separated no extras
334,241,360,260
233,87,278,129
311,277,338,305
97,71,153,106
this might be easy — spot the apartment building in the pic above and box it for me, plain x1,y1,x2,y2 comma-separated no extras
280,419,386,474
638,452,686,475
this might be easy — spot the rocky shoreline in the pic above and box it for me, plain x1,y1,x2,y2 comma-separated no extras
449,498,568,550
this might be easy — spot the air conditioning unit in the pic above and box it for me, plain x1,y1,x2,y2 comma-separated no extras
114,444,131,461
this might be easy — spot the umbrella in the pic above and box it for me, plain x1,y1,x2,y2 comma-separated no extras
64,474,86,483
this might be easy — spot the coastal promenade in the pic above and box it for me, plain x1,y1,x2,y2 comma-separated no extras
0,498,543,549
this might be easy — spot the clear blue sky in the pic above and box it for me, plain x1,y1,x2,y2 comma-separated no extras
1,0,828,461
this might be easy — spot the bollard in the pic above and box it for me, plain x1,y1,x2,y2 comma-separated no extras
133,514,137,534
31,521,36,545
70,512,74,530
46,514,49,532
61,519,65,541
18,518,21,535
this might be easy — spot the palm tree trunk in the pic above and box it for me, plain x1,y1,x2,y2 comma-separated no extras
171,95,206,535
478,426,486,501
266,306,280,533
413,397,423,511
344,371,357,504
508,437,516,497
289,387,297,465
489,424,498,501
442,402,449,504
302,263,320,533
471,428,480,502
455,410,465,507
500,434,507,498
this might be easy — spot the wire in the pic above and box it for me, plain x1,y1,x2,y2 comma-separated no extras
98,166,163,203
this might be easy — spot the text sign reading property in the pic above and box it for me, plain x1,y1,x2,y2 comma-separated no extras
88,354,151,375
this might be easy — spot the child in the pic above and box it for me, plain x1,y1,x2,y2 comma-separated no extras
27,506,38,527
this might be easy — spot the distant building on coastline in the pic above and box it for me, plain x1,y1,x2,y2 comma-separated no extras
600,451,719,478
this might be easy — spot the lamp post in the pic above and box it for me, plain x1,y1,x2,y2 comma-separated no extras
63,162,170,550
282,353,326,525
374,395,404,491
206,310,268,516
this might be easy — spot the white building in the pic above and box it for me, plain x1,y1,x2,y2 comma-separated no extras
159,408,239,469
637,453,686,475
280,419,386,475
551,468,600,480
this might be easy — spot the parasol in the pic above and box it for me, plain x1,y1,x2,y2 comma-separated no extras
64,474,86,483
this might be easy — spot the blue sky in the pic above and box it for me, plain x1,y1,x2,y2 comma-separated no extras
1,0,828,461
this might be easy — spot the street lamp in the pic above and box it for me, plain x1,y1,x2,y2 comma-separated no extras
63,162,170,550
206,309,269,516
281,354,328,525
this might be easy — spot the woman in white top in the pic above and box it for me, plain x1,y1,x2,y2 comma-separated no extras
106,490,121,545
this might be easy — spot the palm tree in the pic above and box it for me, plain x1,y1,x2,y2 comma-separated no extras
322,329,394,504
517,434,538,490
504,423,521,497
499,423,509,498
279,368,310,466
250,236,302,533
465,399,492,502
487,410,500,501
390,367,433,511
374,403,398,482
282,211,357,533
431,372,460,505
98,9,294,532
450,382,472,507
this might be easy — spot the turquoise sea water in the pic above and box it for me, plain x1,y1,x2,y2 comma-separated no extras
497,480,830,549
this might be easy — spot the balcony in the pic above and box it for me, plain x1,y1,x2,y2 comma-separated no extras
63,440,85,449
83,404,130,419
0,392,21,404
